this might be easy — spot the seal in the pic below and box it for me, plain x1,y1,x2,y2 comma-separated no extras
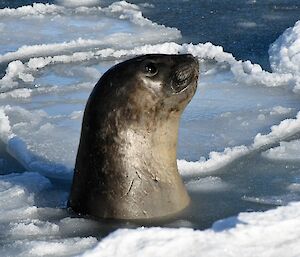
68,54,199,220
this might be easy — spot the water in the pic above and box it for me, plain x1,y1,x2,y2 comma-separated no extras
0,1,300,256
126,0,300,71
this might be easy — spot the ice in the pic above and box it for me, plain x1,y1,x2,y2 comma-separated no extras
178,145,249,176
269,20,300,74
1,1,300,256
0,2,180,63
0,108,13,142
57,0,101,7
82,202,300,257
253,111,300,148
1,237,97,257
0,172,100,256
270,105,293,115
269,20,300,93
0,3,63,17
0,60,34,89
178,107,300,177
242,194,300,206
185,176,230,192
262,139,300,160
237,21,257,29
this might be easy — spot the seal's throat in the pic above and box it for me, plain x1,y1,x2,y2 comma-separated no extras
71,114,190,219
99,116,189,219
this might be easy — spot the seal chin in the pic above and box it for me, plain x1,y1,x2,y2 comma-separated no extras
171,54,199,94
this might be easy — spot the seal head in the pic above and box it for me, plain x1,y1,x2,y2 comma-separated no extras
69,54,199,220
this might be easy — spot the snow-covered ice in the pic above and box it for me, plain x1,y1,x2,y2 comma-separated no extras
82,202,300,257
1,1,300,256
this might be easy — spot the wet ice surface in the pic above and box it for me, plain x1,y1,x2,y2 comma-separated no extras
1,1,300,256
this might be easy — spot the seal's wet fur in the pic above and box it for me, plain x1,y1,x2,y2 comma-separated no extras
69,54,199,220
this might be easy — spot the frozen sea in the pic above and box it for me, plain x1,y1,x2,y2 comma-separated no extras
0,0,300,256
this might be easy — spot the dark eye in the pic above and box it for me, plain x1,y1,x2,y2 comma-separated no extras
144,63,158,76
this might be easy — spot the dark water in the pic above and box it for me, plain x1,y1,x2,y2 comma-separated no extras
0,0,50,8
138,0,295,71
132,0,300,71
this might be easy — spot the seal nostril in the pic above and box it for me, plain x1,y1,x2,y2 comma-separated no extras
171,58,199,94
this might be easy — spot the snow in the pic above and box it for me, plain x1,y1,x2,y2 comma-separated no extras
2,237,97,257
0,109,13,142
178,145,249,176
0,3,63,17
262,139,300,160
185,176,230,192
269,20,300,74
82,202,300,257
0,172,99,256
269,20,300,93
1,1,300,256
253,111,300,148
0,172,51,222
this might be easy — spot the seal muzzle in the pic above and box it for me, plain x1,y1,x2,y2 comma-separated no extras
171,54,199,94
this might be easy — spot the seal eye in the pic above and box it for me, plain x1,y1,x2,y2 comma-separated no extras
144,63,158,76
